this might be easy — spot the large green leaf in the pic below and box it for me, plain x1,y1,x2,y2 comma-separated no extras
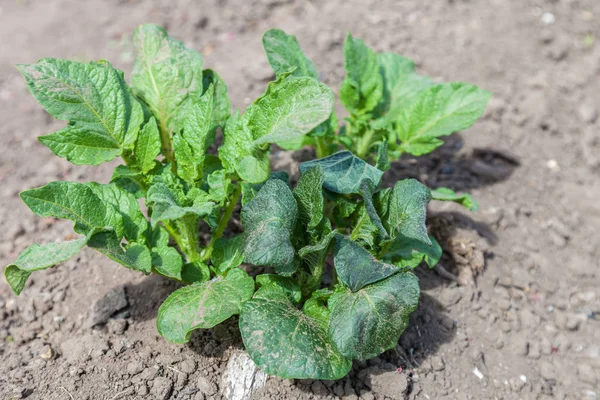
134,117,161,174
396,83,491,156
329,272,420,359
239,289,352,379
293,165,324,230
157,268,254,343
381,234,442,269
5,237,88,295
131,24,203,132
374,52,433,121
248,75,334,146
88,231,152,274
87,182,149,243
20,181,109,235
17,58,144,164
340,34,383,117
299,151,383,194
381,179,431,246
333,235,398,292
146,183,214,227
241,180,298,275
262,29,318,78
173,85,214,183
431,187,479,211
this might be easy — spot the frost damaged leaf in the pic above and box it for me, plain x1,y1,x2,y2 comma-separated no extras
4,237,88,295
340,34,383,117
262,29,318,79
333,235,398,292
329,271,420,360
241,180,298,275
299,151,383,194
132,24,203,132
157,268,254,343
17,58,143,164
239,289,352,379
431,187,479,211
396,83,491,156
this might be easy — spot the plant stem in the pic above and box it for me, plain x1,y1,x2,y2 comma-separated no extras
315,136,329,159
201,184,242,261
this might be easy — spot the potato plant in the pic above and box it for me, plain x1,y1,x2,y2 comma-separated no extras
5,24,489,379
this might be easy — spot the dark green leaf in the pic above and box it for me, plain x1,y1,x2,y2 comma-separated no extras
383,179,431,246
329,272,420,359
211,235,244,275
111,165,147,198
4,237,88,295
375,140,390,171
262,29,318,78
239,289,352,379
340,34,383,117
431,187,479,211
242,180,298,275
333,235,398,292
299,151,383,194
359,180,389,240
302,288,332,326
181,261,211,284
157,268,254,343
256,274,302,304
381,234,442,269
293,165,324,230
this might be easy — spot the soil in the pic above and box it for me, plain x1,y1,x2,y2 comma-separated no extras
1,0,599,399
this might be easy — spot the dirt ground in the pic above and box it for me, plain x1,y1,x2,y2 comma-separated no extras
1,0,599,399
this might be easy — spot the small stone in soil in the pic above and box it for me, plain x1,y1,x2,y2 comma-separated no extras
150,377,173,400
86,286,128,328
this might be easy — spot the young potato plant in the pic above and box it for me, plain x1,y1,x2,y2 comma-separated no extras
5,24,489,380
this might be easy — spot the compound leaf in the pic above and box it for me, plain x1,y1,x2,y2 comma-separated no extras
262,29,318,78
239,289,352,379
333,235,398,292
328,271,420,360
299,151,383,194
4,237,88,295
157,268,254,343
431,187,479,211
396,83,491,156
241,180,298,275
340,34,383,117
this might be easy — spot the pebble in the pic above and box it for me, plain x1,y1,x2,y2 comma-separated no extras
578,102,598,124
528,342,541,359
106,318,127,335
539,361,556,380
178,359,196,374
509,377,525,392
150,377,173,400
358,366,408,399
578,364,598,385
197,376,217,395
566,315,583,331
39,344,54,360
86,286,128,328
127,361,144,375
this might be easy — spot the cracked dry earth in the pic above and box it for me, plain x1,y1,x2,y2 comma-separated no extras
1,0,599,399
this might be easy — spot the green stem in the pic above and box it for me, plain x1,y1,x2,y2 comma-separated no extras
201,184,242,261
315,136,329,159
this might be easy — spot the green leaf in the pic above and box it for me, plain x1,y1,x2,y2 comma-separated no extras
241,180,298,275
293,165,324,230
202,69,231,144
17,58,143,164
299,151,383,194
382,179,431,246
173,85,215,183
239,289,352,379
132,24,203,132
111,165,147,198
349,204,379,249
431,187,479,211
375,52,433,121
4,237,88,295
20,181,109,235
302,288,332,326
329,271,420,359
157,268,254,343
375,140,390,171
88,231,152,273
135,117,161,174
262,29,318,78
146,183,214,228
210,235,244,275
340,34,383,117
359,180,389,240
249,75,334,146
381,234,442,269
206,169,231,204
256,274,302,304
333,235,398,292
87,182,149,243
181,261,211,284
151,247,183,280
396,83,491,156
